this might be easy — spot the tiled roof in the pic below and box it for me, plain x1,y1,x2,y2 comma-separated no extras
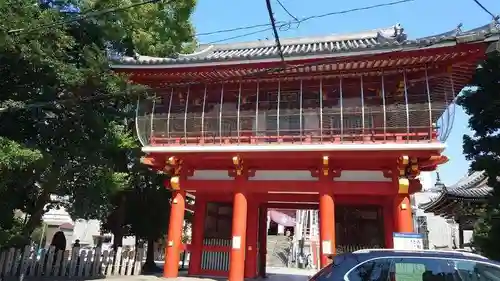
112,22,500,66
446,171,492,198
419,171,492,211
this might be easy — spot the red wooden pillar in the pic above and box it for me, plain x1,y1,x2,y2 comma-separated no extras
394,195,413,233
319,192,336,268
164,190,186,278
258,204,268,278
383,200,394,248
244,198,258,278
229,191,248,281
188,198,207,275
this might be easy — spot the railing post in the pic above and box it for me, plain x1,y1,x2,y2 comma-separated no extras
319,78,323,142
201,84,207,141
255,81,260,138
299,79,303,142
403,70,410,142
360,75,365,137
167,88,173,139
277,80,281,138
339,77,344,142
134,96,145,145
219,84,224,144
150,92,156,143
425,66,433,141
381,72,387,141
237,81,242,142
183,85,191,144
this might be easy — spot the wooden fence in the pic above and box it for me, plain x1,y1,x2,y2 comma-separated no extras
0,245,145,279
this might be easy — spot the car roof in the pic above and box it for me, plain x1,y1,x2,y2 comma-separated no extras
349,249,492,263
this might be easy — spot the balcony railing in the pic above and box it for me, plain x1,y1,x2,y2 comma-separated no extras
136,68,456,146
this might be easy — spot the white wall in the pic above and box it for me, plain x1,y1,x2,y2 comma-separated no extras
413,172,460,249
42,204,136,248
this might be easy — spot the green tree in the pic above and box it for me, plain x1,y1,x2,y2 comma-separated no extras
457,51,500,260
0,0,196,245
124,167,171,271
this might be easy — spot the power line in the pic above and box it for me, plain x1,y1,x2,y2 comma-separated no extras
196,0,415,39
1,0,417,112
265,0,286,65
207,27,273,44
275,0,299,23
8,0,164,34
471,0,499,22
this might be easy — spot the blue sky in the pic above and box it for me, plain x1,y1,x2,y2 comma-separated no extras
191,0,498,186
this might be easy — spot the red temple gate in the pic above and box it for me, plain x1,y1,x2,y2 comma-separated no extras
111,22,499,281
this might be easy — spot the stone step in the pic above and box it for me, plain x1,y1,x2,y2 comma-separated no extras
266,235,293,268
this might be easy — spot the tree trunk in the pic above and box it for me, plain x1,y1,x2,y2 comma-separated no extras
22,188,51,238
22,167,61,239
112,195,126,252
146,237,155,264
142,236,160,272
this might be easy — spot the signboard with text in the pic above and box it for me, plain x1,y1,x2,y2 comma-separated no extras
393,232,424,250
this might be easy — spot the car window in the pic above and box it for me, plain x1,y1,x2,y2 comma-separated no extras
346,258,391,281
453,259,500,281
393,261,426,281
346,257,456,281
390,257,458,281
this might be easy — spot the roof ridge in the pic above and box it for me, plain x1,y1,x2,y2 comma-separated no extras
199,25,401,51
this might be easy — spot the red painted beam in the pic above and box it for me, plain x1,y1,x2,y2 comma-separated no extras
150,149,442,162
184,180,394,195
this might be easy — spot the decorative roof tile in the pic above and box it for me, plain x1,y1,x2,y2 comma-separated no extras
111,22,499,66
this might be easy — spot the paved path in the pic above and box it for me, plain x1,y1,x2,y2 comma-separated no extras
96,267,316,281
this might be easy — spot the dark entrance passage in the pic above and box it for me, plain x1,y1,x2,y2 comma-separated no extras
335,205,385,253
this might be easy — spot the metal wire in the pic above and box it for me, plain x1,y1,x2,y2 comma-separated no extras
201,85,208,137
134,95,146,146
381,72,387,141
183,86,190,143
166,89,173,139
403,70,410,141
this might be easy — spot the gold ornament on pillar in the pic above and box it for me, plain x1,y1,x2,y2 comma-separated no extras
167,156,183,190
397,155,409,176
398,178,410,194
232,155,244,176
322,156,329,176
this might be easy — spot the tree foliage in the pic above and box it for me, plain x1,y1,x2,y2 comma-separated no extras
457,51,500,260
0,0,196,247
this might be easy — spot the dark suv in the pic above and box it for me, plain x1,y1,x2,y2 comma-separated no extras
310,249,500,281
